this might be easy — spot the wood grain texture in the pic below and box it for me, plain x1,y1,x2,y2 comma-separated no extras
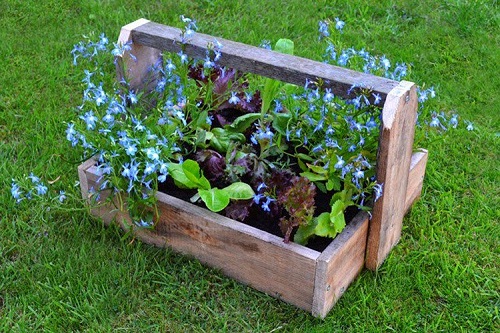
128,20,398,102
312,211,370,318
77,157,97,202
79,146,426,317
311,149,427,317
116,19,162,93
82,162,320,312
405,149,428,212
366,81,418,271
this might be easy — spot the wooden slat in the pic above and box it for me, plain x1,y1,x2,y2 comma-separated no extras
77,157,97,202
82,162,320,312
116,19,162,93
366,81,418,270
312,211,370,318
127,20,399,101
405,149,428,212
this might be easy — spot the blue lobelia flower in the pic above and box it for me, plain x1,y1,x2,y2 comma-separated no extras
261,197,275,212
144,162,157,175
165,59,176,73
318,20,330,39
144,147,160,161
334,155,345,169
429,112,447,130
465,120,474,131
373,183,383,202
323,88,334,103
228,91,240,105
124,142,138,156
337,51,350,67
380,56,391,71
80,111,98,130
127,91,138,104
58,190,67,203
334,17,345,31
35,183,48,196
28,172,40,183
449,114,459,129
11,180,23,202
253,193,264,205
177,51,188,64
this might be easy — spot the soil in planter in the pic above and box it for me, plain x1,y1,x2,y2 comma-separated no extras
158,178,359,252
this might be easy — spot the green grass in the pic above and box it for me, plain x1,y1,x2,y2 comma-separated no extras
1,0,499,331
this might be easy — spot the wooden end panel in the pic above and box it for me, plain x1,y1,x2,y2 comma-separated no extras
116,19,162,94
405,149,428,212
77,157,98,202
153,191,320,312
366,81,418,271
312,212,370,318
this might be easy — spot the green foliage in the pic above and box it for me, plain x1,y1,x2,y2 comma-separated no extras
209,127,246,153
221,182,255,200
294,189,353,245
168,160,211,190
168,159,254,212
198,182,254,212
226,113,261,133
1,0,498,331
198,188,230,212
260,39,294,115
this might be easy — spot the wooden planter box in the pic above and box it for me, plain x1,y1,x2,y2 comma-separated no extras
78,19,428,318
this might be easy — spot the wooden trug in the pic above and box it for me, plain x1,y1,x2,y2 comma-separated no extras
79,19,428,318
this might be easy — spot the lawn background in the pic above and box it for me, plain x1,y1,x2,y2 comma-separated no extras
0,0,498,331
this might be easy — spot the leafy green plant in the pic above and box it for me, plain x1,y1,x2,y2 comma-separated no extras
167,159,254,212
260,38,294,116
295,189,354,244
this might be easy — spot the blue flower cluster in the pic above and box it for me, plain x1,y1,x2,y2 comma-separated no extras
277,78,382,200
64,19,210,217
319,18,474,132
252,183,276,212
11,173,66,204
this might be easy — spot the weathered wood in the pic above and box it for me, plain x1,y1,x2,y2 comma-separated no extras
312,211,370,318
310,149,426,317
366,81,418,271
116,19,162,93
79,143,426,316
405,149,428,212
82,162,320,312
77,157,97,202
76,19,430,317
125,19,399,101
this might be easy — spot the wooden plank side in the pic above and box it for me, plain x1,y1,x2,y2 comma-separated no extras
153,191,319,311
116,19,162,93
129,20,399,101
77,157,97,201
366,81,418,271
83,165,320,311
311,212,370,318
405,149,428,212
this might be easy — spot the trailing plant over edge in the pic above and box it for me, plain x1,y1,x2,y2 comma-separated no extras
10,15,474,246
